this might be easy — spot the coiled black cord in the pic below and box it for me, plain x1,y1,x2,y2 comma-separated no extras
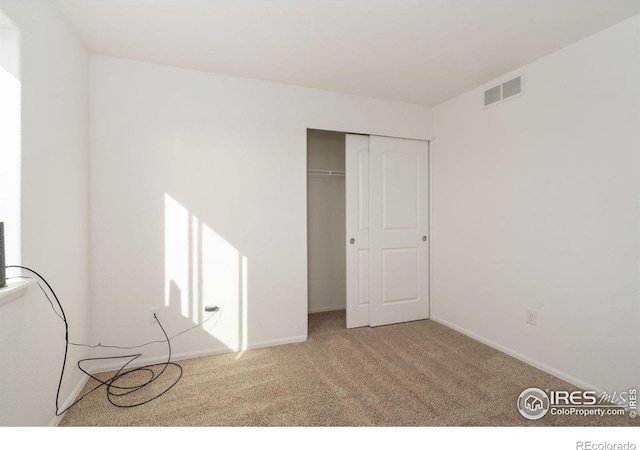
76,312,182,409
7,265,217,414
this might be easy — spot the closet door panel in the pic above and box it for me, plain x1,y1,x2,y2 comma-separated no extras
369,136,429,327
346,134,370,328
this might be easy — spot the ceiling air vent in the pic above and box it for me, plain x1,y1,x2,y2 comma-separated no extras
483,74,524,108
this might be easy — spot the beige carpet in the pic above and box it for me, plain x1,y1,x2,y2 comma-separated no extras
58,311,636,426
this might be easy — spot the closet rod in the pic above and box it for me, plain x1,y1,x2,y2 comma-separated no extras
307,169,345,177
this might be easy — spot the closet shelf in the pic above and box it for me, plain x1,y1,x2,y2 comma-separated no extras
307,169,345,177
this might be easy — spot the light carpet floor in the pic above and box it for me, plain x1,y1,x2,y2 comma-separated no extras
58,311,636,426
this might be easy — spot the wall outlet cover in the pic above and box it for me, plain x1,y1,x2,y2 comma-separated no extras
150,307,161,324
526,309,537,326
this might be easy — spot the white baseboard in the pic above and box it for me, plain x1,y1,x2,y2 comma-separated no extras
49,371,91,427
247,334,307,350
309,306,346,314
84,334,308,374
86,346,232,374
431,315,602,393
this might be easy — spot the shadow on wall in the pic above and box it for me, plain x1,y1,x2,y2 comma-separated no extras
164,193,249,353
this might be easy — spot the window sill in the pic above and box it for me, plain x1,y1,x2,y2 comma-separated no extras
0,279,33,307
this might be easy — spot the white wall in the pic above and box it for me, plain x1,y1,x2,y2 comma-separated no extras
0,0,89,426
432,15,640,393
307,130,346,313
89,55,433,367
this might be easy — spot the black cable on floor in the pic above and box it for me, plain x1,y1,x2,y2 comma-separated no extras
6,266,216,414
76,312,183,409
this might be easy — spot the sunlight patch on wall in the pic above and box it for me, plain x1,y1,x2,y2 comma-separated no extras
164,193,190,317
164,193,248,352
191,214,200,325
202,223,240,351
241,255,248,351
0,10,21,265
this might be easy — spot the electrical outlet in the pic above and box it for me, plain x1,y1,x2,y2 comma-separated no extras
150,307,161,324
525,309,537,326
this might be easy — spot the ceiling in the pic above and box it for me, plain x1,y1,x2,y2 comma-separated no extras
53,0,640,106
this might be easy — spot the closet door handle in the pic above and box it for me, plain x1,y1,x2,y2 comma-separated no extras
422,236,427,241
349,238,355,244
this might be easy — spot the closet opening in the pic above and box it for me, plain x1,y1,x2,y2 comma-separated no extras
306,129,347,335
307,130,430,334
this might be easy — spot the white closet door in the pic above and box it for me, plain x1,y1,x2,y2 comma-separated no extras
369,135,429,327
345,134,370,328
